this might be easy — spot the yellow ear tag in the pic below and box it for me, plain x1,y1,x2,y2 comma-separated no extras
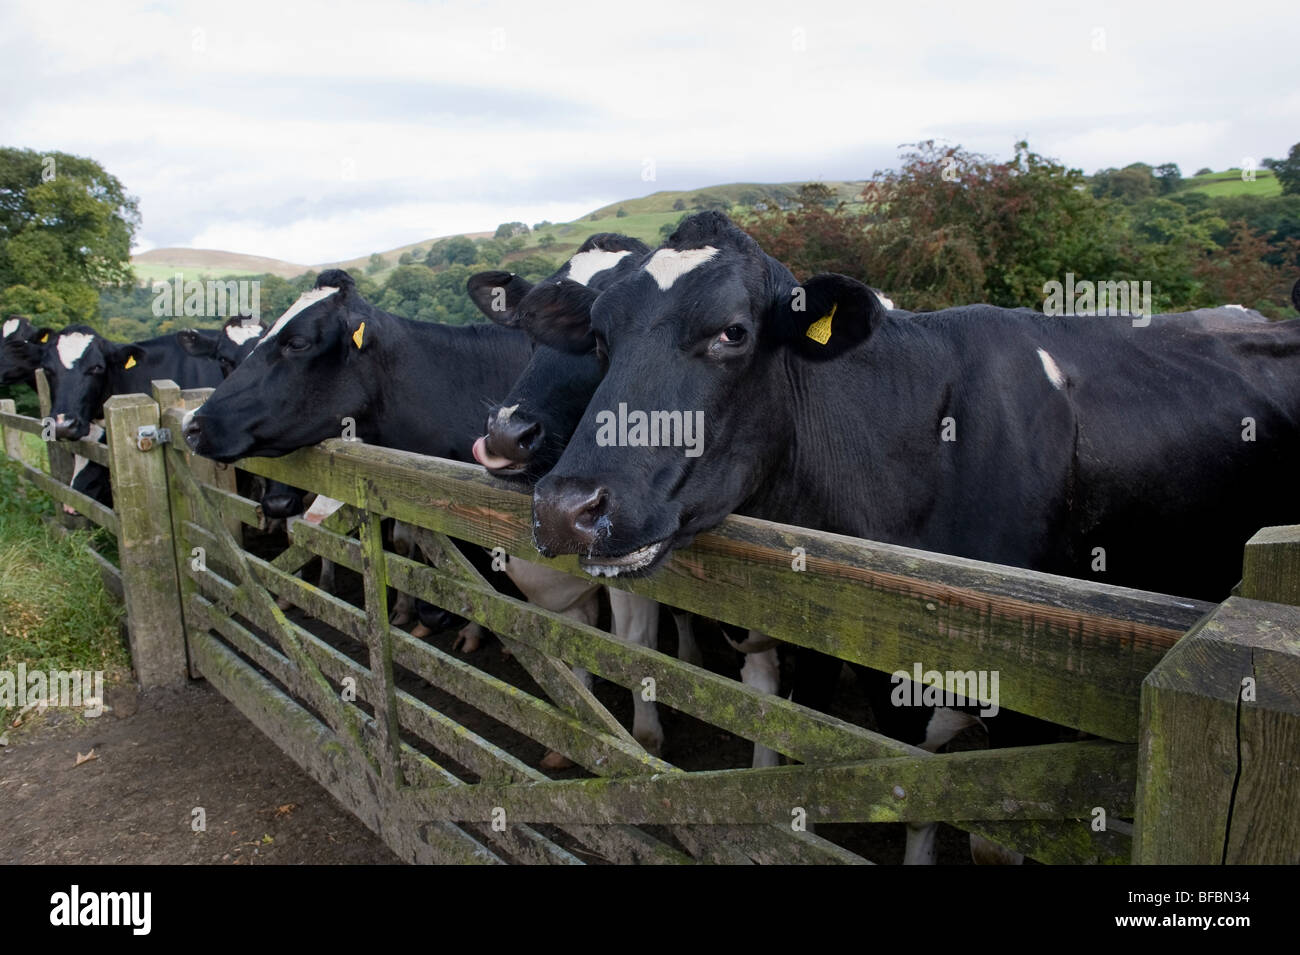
124,355,137,370
39,333,49,343
805,303,837,345
352,322,365,349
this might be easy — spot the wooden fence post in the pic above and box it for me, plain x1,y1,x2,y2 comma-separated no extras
34,368,74,485
0,398,21,461
104,392,189,688
1134,525,1300,864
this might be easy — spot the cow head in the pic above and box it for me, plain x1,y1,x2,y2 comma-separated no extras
466,234,647,483
41,326,146,440
1,315,54,386
527,211,886,576
182,270,377,462
178,315,267,377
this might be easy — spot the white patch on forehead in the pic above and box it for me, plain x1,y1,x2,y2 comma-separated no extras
566,249,632,287
644,246,719,291
2,318,18,338
257,287,338,348
1224,303,1246,311
497,403,519,424
57,332,96,370
225,322,263,345
873,290,896,310
1036,348,1065,391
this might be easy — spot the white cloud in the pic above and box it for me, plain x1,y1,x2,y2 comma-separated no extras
2,0,1296,263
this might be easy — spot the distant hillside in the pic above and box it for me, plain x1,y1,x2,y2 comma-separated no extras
132,247,311,282
128,179,868,283
1182,168,1281,198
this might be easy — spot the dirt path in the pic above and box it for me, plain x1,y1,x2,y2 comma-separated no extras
0,679,399,864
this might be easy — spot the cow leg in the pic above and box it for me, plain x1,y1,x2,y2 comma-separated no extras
903,824,940,865
388,520,417,625
738,637,782,768
608,590,664,757
904,708,984,865
389,589,414,627
318,557,336,595
672,610,703,667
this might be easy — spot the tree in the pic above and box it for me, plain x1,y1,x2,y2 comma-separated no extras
857,141,1129,309
494,221,529,240
1263,143,1300,196
443,236,478,266
366,252,386,275
537,233,556,249
532,220,552,231
671,198,686,211
0,147,140,327
615,207,628,218
1194,219,1300,316
1195,167,1213,177
1154,162,1182,194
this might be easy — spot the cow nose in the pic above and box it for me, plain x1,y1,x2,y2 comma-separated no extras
261,493,304,520
532,478,613,554
182,413,203,451
490,416,543,461
54,415,82,440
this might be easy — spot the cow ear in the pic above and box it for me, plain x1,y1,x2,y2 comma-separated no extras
515,280,599,353
467,271,533,326
177,328,217,358
779,273,885,360
104,341,146,370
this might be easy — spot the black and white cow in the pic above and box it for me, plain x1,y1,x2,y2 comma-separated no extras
41,325,226,441
466,235,710,760
1,315,54,387
519,211,1300,859
177,315,268,378
468,235,904,765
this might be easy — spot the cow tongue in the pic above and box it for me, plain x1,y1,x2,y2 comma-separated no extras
472,435,520,471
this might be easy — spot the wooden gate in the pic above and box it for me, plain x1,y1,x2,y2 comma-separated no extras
3,378,1298,863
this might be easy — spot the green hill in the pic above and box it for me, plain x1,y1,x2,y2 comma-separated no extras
1182,168,1281,198
129,179,868,284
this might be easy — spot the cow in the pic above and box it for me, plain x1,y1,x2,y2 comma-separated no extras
520,211,1300,860
468,237,903,765
177,315,268,377
180,268,536,654
40,325,226,441
1,315,54,387
466,235,709,761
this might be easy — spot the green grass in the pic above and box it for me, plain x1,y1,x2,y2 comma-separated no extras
1183,169,1282,198
130,262,278,285
0,455,127,727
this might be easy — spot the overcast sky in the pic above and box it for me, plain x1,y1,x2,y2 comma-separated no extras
2,0,1295,265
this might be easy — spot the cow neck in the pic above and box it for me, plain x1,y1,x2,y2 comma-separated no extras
751,314,948,543
358,314,533,460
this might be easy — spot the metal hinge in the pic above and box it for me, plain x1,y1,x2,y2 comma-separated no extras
136,425,172,451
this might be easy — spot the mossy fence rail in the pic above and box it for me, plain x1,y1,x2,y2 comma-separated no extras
1,376,1297,864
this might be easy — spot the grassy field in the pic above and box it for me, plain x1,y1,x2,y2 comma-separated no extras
0,438,127,728
1182,168,1282,198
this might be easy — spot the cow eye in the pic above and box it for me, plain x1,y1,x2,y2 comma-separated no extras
88,364,105,376
718,325,747,344
284,336,311,353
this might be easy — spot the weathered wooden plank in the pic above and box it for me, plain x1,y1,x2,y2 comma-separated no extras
293,517,1118,861
104,393,187,688
204,436,1210,741
181,545,697,863
87,545,123,602
1135,595,1300,864
186,523,821,863
0,410,111,465
188,628,503,864
398,740,1134,827
186,594,582,865
8,457,118,533
358,510,404,784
